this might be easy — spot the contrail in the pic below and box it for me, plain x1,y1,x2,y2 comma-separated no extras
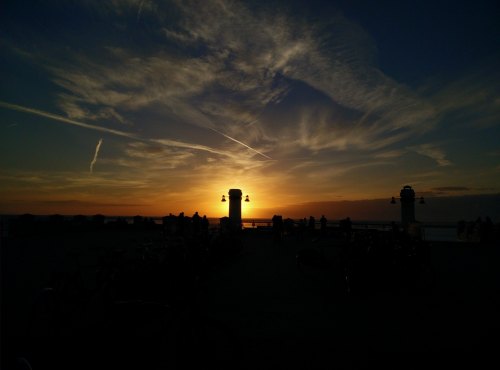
90,138,103,174
0,100,236,157
209,127,272,159
244,118,260,127
0,100,139,140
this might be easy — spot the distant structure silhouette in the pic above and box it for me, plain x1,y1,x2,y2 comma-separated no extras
201,215,209,237
221,189,250,231
391,185,425,229
400,185,416,227
192,211,201,235
320,215,327,235
308,216,315,233
272,215,284,242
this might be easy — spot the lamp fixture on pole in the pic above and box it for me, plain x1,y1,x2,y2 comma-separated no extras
390,185,425,227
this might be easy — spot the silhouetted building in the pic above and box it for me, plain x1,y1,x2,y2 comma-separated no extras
400,185,415,227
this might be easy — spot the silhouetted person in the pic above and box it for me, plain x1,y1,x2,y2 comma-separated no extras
272,215,284,243
192,212,201,236
163,213,176,236
48,214,64,229
201,215,209,237
340,217,352,241
308,216,315,234
320,215,327,236
284,218,295,235
133,215,144,230
457,220,466,239
177,212,185,236
297,218,306,241
475,217,483,233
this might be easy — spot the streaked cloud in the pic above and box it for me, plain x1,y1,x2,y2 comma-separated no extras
431,186,471,192
408,144,452,167
428,65,500,128
0,100,241,158
1,0,499,218
39,0,438,160
0,100,139,140
89,138,103,174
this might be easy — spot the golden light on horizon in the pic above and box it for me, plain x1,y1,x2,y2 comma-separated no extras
214,187,255,219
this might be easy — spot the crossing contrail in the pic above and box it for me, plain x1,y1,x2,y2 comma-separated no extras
0,100,271,160
209,127,272,159
90,138,103,174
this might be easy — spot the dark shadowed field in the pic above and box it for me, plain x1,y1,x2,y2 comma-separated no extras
2,227,500,369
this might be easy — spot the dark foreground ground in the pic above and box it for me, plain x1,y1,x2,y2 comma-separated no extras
2,228,500,369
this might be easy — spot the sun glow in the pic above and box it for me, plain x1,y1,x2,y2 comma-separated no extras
214,187,255,219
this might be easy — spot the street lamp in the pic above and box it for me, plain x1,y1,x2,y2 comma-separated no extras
220,189,250,230
390,185,425,227
391,196,425,204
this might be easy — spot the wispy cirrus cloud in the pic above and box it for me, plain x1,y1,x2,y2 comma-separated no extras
427,65,500,128
432,186,471,192
4,0,497,215
0,100,243,159
408,143,452,167
0,100,139,140
41,0,438,162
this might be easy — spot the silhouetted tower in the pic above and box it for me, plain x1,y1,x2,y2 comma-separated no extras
221,189,250,230
400,185,416,227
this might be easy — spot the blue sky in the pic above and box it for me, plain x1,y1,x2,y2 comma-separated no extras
1,0,499,219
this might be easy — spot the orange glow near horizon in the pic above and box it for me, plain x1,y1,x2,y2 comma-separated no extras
207,187,258,219
0,184,390,218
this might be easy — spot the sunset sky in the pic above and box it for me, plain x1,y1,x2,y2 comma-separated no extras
1,0,499,220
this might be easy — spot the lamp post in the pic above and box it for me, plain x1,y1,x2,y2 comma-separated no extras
221,189,250,230
391,185,425,228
